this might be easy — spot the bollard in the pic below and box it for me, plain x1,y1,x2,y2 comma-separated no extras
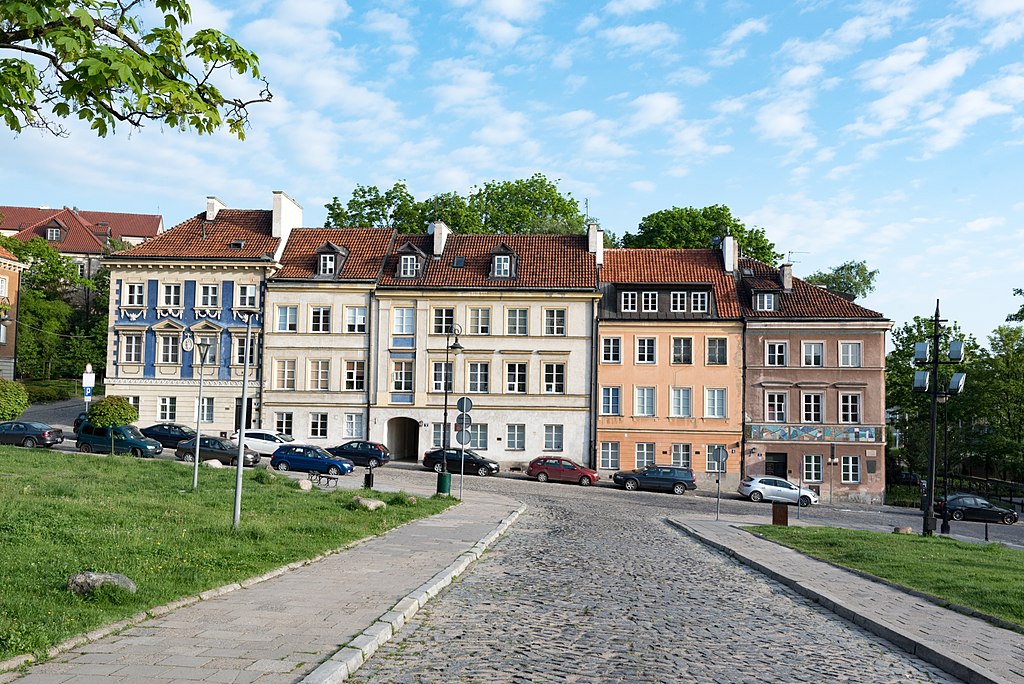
363,467,374,489
772,501,789,526
436,471,452,495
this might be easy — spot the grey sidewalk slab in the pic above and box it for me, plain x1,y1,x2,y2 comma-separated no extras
671,518,1024,684
7,490,523,684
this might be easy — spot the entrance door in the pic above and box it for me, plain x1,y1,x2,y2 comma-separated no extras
386,417,420,461
765,452,788,477
234,398,254,431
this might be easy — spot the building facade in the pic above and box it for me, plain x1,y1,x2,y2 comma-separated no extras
0,246,25,379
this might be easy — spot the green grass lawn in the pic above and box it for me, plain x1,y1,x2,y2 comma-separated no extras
20,378,104,404
750,525,1024,628
0,449,455,661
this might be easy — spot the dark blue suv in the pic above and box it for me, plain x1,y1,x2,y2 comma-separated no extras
612,465,697,495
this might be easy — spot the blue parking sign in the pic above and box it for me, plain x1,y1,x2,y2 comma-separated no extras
84,386,92,398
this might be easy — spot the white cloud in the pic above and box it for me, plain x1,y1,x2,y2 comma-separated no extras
964,215,1006,232
582,133,634,157
924,88,1013,153
667,66,711,86
429,61,500,113
362,9,412,42
779,1,913,66
669,125,732,157
755,93,817,150
780,64,824,88
598,23,678,53
723,17,769,46
473,111,530,145
604,0,662,16
549,110,598,130
627,92,682,130
629,180,656,192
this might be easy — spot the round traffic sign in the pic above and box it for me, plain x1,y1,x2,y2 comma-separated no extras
455,413,472,428
455,430,472,445
712,446,728,466
456,397,473,413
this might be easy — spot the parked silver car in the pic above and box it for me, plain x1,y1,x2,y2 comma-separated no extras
738,475,819,507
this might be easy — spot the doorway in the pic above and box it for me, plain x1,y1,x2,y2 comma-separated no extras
386,417,420,461
234,398,255,431
765,452,788,477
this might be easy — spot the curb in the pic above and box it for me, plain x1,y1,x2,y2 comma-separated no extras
302,504,526,684
667,519,1006,684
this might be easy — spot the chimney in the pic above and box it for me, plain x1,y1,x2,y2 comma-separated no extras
721,234,737,274
587,222,604,267
206,196,226,221
780,263,793,291
428,220,450,257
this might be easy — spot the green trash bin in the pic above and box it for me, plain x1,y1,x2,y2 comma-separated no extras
436,471,452,495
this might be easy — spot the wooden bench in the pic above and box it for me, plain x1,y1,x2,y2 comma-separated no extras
312,473,341,487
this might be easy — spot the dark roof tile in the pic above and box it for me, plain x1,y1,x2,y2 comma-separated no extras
110,210,278,260
275,228,395,280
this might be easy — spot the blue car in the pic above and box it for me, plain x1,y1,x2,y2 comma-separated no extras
270,445,354,476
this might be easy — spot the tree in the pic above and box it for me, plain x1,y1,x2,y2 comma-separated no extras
87,395,138,454
1007,288,1024,322
0,236,88,298
805,260,879,300
970,326,1024,481
620,205,781,265
1,0,270,138
467,174,585,234
14,290,74,379
0,378,29,420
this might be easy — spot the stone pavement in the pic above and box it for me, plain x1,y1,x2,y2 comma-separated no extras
672,517,1024,684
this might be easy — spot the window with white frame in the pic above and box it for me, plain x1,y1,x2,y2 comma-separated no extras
766,392,787,422
601,387,621,415
840,393,861,423
122,333,142,363
707,338,727,365
691,291,708,312
159,335,179,364
672,443,691,468
234,335,256,365
345,306,367,333
469,308,491,335
543,363,565,393
642,291,658,312
47,227,61,241
159,397,176,421
393,307,415,335
672,337,693,364
507,424,525,450
636,442,655,467
620,291,637,312
345,361,366,391
670,292,686,312
506,362,527,393
544,309,566,336
840,342,862,367
310,306,331,333
200,397,214,423
275,359,296,390
705,388,726,418
77,262,86,278
433,308,454,334
0,324,4,344
276,412,294,436
506,308,528,336
804,454,823,482
841,455,861,483
393,361,413,392
602,337,621,363
344,413,364,438
636,337,656,364
310,413,328,438
277,305,297,332
544,425,563,451
432,423,449,448
600,442,620,469
400,254,419,278
706,443,727,472
237,284,258,309
494,255,511,277
310,360,330,391
670,387,692,417
319,253,335,275
125,283,144,307
803,342,823,367
468,362,490,393
125,396,140,412
635,387,655,416
466,424,488,449
754,292,775,311
433,361,453,392
766,342,787,367
199,284,219,308
162,283,181,307
803,393,823,423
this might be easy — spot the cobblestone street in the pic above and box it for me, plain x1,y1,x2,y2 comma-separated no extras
352,479,958,683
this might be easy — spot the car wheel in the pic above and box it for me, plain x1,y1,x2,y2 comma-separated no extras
21,437,36,448
368,458,379,468
798,495,811,507
131,447,143,458
477,466,489,477
624,478,639,491
579,476,593,487
328,466,341,476
79,443,92,453
672,483,687,495
537,472,549,483
276,461,290,472
183,452,195,463
952,510,964,521
749,490,764,503
1002,513,1017,525
433,462,444,473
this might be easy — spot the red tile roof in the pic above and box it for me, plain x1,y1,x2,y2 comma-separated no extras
0,205,161,242
275,228,396,280
378,234,597,290
108,210,278,260
0,246,19,262
602,249,741,317
739,258,886,320
13,207,106,254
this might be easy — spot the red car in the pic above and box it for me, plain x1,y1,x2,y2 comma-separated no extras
527,457,599,486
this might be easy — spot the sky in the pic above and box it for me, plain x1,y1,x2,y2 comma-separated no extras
3,0,1023,348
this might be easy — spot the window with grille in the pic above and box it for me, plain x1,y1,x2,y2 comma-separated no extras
469,308,491,335
842,455,861,483
672,444,691,468
603,337,621,363
506,363,527,393
159,335,179,364
670,387,691,417
345,361,365,391
766,342,787,367
544,425,563,451
691,292,708,312
672,337,692,364
393,361,413,391
123,334,142,363
159,397,176,421
237,284,258,308
544,309,566,336
433,308,454,334
670,292,687,312
601,387,620,415
506,308,528,335
277,306,297,332
310,360,330,390
620,292,637,312
635,387,655,416
468,362,490,393
162,283,181,307
543,363,565,393
276,412,293,436
803,393,823,423
433,362,453,392
276,359,296,390
310,307,331,333
345,307,367,333
707,338,727,365
600,442,620,469
310,413,328,438
766,392,787,422
840,342,862,367
636,338,656,364
705,388,726,418
803,342,823,367
641,291,658,312
635,443,655,467
393,307,415,334
507,424,525,450
125,283,144,306
199,284,219,307
840,394,861,423
804,454,823,482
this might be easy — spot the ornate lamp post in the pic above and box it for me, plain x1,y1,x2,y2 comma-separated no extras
192,337,211,490
234,311,256,529
437,324,463,495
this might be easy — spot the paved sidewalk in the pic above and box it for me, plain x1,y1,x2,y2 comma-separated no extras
4,485,523,684
671,518,1024,684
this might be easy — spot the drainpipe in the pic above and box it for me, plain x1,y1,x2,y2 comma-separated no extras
366,289,376,440
255,265,269,429
589,296,599,470
740,316,748,479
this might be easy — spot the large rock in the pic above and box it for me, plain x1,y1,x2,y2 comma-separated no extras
297,479,313,491
201,459,223,468
67,572,137,596
353,496,386,511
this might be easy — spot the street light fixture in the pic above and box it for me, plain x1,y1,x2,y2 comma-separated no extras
437,324,463,495
827,452,839,504
192,337,211,491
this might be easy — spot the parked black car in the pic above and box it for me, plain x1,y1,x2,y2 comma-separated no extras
175,436,260,467
73,412,88,433
327,440,392,468
612,465,697,495
0,421,64,448
422,448,500,476
935,493,1018,525
140,423,197,449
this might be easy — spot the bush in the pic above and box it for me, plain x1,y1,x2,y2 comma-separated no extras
0,379,29,420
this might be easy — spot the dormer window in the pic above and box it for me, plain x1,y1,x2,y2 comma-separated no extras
489,244,517,279
621,292,637,312
401,255,419,277
755,292,776,311
47,227,61,241
314,241,347,278
494,255,510,277
395,242,427,279
319,253,335,275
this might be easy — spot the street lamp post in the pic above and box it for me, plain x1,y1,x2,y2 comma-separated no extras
192,337,211,491
828,445,839,505
233,312,255,529
437,324,463,495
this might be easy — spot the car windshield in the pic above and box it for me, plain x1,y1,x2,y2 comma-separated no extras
123,426,145,439
26,422,48,429
279,434,295,442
